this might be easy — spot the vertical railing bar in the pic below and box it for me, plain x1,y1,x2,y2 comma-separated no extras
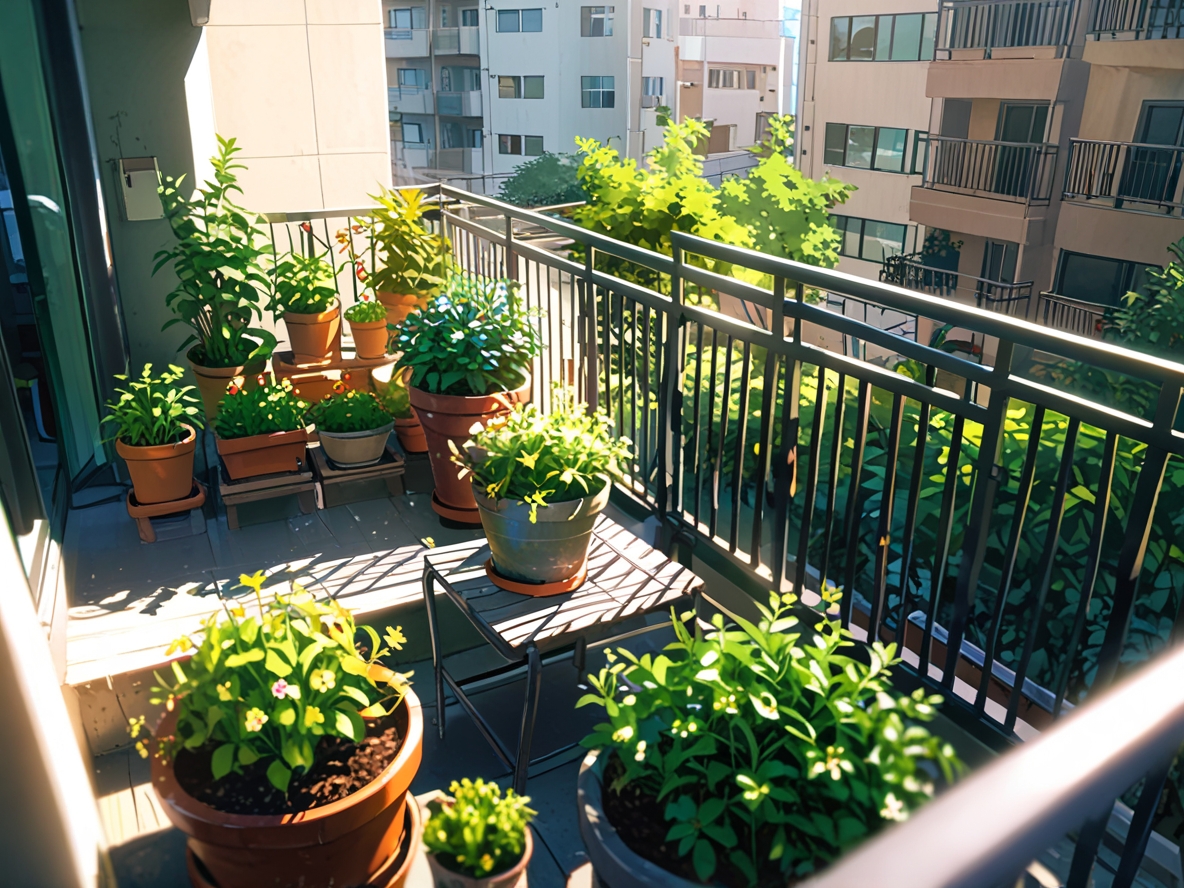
795,366,827,598
818,373,848,597
867,393,904,641
729,341,752,555
751,277,785,573
710,335,734,541
919,412,967,677
698,327,719,533
630,301,639,478
838,380,871,630
666,245,685,518
1111,756,1175,888
892,367,935,646
641,306,653,498
689,322,705,524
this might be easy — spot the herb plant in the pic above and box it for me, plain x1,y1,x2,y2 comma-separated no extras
272,250,338,315
103,363,204,446
423,778,536,878
214,377,310,439
454,390,631,521
344,297,388,324
130,571,412,793
579,590,962,885
337,188,451,297
306,390,393,434
155,135,276,368
395,275,542,396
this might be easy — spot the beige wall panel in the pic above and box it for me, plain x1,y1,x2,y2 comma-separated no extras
306,0,382,25
1077,66,1184,142
927,58,1065,100
1084,40,1184,72
823,166,917,223
307,25,390,154
206,0,305,26
237,155,325,212
318,153,393,207
910,185,1034,244
812,61,931,130
1054,203,1184,267
967,99,1002,141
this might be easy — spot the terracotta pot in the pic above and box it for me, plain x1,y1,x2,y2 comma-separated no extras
377,291,427,329
319,422,394,468
188,350,267,421
116,424,198,505
274,368,336,404
408,375,530,524
393,416,427,454
349,318,390,360
284,303,340,363
216,428,309,480
426,825,532,888
152,691,424,888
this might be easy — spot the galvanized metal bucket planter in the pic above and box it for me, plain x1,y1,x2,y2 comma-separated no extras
318,421,394,468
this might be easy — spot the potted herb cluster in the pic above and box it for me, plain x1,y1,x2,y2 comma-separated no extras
576,591,963,887
272,249,340,363
345,296,390,360
307,388,395,468
213,376,310,479
423,778,536,888
454,392,631,593
395,275,541,523
155,136,276,419
130,571,423,888
104,363,204,505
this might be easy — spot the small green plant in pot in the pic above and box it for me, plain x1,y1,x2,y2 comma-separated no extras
214,376,310,480
344,296,390,360
576,591,964,887
272,249,340,363
424,778,537,888
372,364,427,453
129,571,424,888
393,275,542,523
307,388,394,468
453,391,631,592
103,363,204,505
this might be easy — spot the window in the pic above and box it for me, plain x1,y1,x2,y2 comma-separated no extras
441,65,481,91
1055,251,1158,307
499,134,523,154
709,68,735,88
440,6,448,26
831,215,907,263
829,13,936,61
643,8,663,38
823,123,909,172
910,130,929,175
398,68,429,89
468,128,483,149
746,69,757,90
524,135,544,156
699,5,706,16
403,122,424,143
642,76,665,96
581,6,614,37
498,76,544,99
388,7,427,29
497,8,541,31
524,75,544,98
582,75,615,108
461,8,479,26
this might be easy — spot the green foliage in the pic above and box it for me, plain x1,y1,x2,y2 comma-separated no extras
374,369,413,420
272,250,338,315
498,152,586,208
394,275,542,396
579,591,961,884
454,390,632,521
339,188,451,297
306,389,392,434
103,363,204,447
129,571,411,793
344,297,388,323
213,377,309,439
154,135,276,368
423,778,536,878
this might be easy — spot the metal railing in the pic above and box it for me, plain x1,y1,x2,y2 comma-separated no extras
882,254,1034,318
1090,0,1184,38
938,0,1082,57
1063,138,1184,216
924,135,1060,202
1038,291,1108,338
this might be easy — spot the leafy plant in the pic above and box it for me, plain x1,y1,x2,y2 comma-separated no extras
103,363,204,446
394,275,542,396
337,188,451,297
306,389,392,434
272,250,338,315
454,389,631,521
423,778,536,878
214,376,309,439
154,135,276,368
344,297,388,324
129,571,412,793
498,152,586,208
374,370,413,420
579,591,962,885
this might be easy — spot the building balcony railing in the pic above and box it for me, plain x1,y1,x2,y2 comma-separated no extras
1090,0,1184,39
436,89,482,117
923,135,1059,203
433,26,481,54
881,254,1033,317
1063,138,1184,216
385,27,430,57
937,0,1082,57
388,86,433,115
1038,291,1108,337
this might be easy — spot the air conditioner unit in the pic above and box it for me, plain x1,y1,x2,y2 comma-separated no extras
640,95,663,108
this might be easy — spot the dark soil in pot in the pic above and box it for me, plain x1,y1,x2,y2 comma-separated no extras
175,715,402,816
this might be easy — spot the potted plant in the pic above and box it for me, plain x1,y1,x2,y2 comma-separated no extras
372,365,427,454
394,275,541,523
306,388,395,468
453,392,631,593
575,591,964,887
129,571,423,888
155,135,276,419
423,778,536,888
345,296,390,359
272,249,340,363
103,363,204,505
213,376,310,479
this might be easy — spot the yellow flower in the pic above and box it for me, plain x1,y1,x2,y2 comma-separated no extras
134,740,149,759
516,451,540,470
383,626,407,650
217,681,233,701
238,571,266,594
244,707,268,732
310,669,336,692
304,706,325,728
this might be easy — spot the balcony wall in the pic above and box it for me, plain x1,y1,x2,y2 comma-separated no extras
926,56,1086,101
436,89,482,118
937,0,1084,60
433,26,480,55
388,87,433,115
910,183,1053,244
385,27,429,58
1053,200,1184,268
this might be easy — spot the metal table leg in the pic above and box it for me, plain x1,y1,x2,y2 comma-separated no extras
422,563,446,740
512,643,542,795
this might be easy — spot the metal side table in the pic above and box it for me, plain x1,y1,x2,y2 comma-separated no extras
421,515,703,793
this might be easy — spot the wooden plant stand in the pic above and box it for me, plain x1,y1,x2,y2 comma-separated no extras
218,464,316,530
125,482,207,544
309,442,406,508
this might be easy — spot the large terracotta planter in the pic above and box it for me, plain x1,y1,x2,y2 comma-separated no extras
284,302,340,363
152,690,424,888
377,291,426,329
393,416,427,454
116,424,198,505
318,422,394,468
409,376,530,524
216,428,308,480
349,318,390,360
426,824,532,888
188,350,267,421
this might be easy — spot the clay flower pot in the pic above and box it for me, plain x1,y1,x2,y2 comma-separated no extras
215,428,309,480
408,375,530,524
319,421,395,468
377,291,427,329
349,318,390,360
426,825,532,888
188,349,267,421
393,416,427,454
284,302,340,363
116,423,198,505
152,690,425,888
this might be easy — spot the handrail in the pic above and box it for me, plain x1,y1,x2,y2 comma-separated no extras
924,135,1060,203
938,0,1082,56
1090,0,1184,38
882,254,1033,317
1062,137,1184,215
1039,290,1108,338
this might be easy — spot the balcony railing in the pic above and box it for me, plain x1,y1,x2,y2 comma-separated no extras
1090,0,1184,39
1039,291,1108,337
384,27,430,57
882,254,1033,317
938,0,1082,57
1063,138,1184,216
436,89,482,117
924,135,1059,203
433,26,481,54
388,86,433,115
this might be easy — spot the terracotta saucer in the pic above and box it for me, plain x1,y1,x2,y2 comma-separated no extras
430,490,481,526
484,558,587,597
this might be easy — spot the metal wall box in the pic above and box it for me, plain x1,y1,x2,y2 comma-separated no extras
117,157,163,221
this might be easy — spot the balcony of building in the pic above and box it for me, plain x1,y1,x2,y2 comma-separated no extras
385,27,431,58
1090,0,1184,40
880,253,1033,319
388,85,434,116
937,0,1084,59
1064,138,1184,218
1036,290,1107,337
436,89,482,118
433,26,481,55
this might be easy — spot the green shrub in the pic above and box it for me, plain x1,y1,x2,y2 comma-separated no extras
498,152,586,208
103,363,203,446
306,389,392,434
423,778,536,878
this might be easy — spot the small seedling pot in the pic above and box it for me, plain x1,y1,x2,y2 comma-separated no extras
349,318,390,359
426,825,532,888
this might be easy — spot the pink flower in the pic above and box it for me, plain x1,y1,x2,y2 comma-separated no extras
271,679,291,699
